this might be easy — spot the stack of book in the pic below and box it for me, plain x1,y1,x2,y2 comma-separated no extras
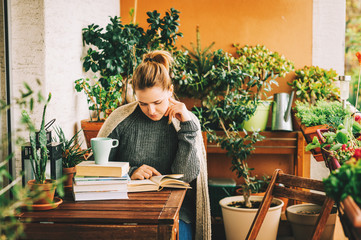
73,161,130,201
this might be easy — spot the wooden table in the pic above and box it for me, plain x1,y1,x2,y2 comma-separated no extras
19,189,186,240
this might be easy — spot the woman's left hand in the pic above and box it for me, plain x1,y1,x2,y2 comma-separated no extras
165,98,191,123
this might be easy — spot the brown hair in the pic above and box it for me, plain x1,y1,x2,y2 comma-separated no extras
132,50,173,90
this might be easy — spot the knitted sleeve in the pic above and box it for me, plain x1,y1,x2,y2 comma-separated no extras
171,120,200,183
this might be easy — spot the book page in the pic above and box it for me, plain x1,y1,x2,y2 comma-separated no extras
150,174,184,185
128,179,155,187
127,179,158,192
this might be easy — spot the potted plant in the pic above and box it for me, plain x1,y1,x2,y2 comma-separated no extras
77,9,183,146
172,26,219,107
192,52,284,239
323,159,361,238
285,203,337,240
53,126,90,188
21,92,59,204
306,113,361,168
294,100,351,161
288,65,340,104
75,75,123,147
233,44,295,131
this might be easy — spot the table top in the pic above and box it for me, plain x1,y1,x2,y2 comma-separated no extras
19,189,186,225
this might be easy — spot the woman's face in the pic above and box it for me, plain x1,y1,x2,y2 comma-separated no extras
135,85,173,121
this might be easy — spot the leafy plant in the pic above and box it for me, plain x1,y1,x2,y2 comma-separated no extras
173,42,293,207
0,160,33,240
323,159,361,206
213,127,265,207
21,91,52,184
1,81,60,239
233,44,295,100
78,9,183,120
75,75,123,121
198,63,267,207
82,9,182,78
294,100,351,129
53,126,90,168
172,26,218,104
306,118,361,166
288,66,340,103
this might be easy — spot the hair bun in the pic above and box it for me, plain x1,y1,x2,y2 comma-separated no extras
144,57,154,63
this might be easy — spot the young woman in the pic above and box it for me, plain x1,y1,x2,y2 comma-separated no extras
97,50,211,240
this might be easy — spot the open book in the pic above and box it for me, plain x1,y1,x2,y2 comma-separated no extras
127,174,191,192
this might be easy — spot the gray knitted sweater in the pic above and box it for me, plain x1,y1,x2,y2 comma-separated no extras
107,105,200,223
97,101,211,240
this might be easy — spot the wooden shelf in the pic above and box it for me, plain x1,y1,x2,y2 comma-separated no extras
205,131,308,178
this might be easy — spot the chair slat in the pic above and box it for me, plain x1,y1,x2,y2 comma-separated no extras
278,173,324,191
246,169,334,240
273,185,326,206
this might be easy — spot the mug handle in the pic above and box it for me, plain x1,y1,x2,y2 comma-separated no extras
112,139,119,148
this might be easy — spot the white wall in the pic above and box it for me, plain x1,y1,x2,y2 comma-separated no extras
311,0,346,180
313,0,346,75
43,0,119,140
10,0,120,175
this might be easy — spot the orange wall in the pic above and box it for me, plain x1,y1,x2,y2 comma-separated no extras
120,0,313,94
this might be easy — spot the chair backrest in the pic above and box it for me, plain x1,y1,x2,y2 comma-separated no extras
246,169,335,240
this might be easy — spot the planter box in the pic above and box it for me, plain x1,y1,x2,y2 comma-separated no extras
294,115,327,162
316,129,341,171
338,196,361,240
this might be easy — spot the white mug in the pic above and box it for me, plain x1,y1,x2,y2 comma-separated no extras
91,137,119,165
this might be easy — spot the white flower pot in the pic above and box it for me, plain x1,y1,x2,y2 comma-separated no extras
286,204,337,240
219,195,284,240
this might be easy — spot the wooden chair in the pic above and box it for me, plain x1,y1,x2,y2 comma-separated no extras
246,169,335,240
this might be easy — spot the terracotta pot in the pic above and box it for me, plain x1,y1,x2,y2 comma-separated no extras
63,167,76,187
81,119,104,148
27,179,56,204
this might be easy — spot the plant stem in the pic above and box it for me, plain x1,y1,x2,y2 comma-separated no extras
356,66,361,110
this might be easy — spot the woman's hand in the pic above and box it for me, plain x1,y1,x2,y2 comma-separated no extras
165,98,191,123
131,164,161,180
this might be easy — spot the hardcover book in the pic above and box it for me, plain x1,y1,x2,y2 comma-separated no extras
73,183,128,193
76,161,129,177
74,175,130,185
73,191,128,201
